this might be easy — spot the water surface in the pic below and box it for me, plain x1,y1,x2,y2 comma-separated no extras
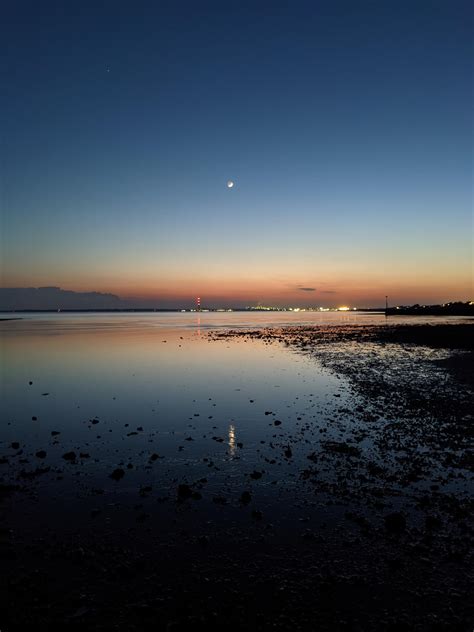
1,311,470,534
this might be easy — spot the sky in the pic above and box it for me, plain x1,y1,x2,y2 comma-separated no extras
1,0,472,308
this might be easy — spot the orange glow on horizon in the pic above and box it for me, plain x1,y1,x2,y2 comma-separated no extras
3,266,472,308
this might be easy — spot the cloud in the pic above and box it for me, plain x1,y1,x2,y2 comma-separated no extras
0,287,124,310
320,290,336,294
298,287,316,292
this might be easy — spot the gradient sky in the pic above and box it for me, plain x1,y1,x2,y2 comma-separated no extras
1,0,472,307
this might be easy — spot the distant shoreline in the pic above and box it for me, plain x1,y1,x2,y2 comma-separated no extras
0,308,385,314
386,305,474,316
1,304,473,319
1,308,472,316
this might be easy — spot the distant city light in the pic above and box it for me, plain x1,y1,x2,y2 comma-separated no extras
337,306,350,311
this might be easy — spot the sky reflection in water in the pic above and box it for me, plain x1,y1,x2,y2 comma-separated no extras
2,314,344,491
1,311,469,533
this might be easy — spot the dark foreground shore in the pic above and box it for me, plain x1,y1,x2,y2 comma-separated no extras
1,323,473,631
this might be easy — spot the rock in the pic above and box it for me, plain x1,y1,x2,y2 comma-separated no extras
35,450,47,459
384,512,406,533
240,491,252,505
387,557,404,571
274,420,282,426
323,441,361,457
177,484,193,500
250,470,263,480
11,442,20,450
110,468,125,481
425,515,442,530
51,431,60,436
62,451,77,461
31,416,37,421
0,484,20,499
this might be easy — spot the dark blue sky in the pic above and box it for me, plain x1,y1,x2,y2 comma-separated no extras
2,0,472,306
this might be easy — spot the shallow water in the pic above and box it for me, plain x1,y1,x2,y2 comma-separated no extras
1,312,471,534
0,313,352,532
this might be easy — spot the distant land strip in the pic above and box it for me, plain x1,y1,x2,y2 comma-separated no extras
386,302,473,316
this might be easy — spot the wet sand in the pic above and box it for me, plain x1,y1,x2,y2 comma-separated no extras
1,322,473,631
